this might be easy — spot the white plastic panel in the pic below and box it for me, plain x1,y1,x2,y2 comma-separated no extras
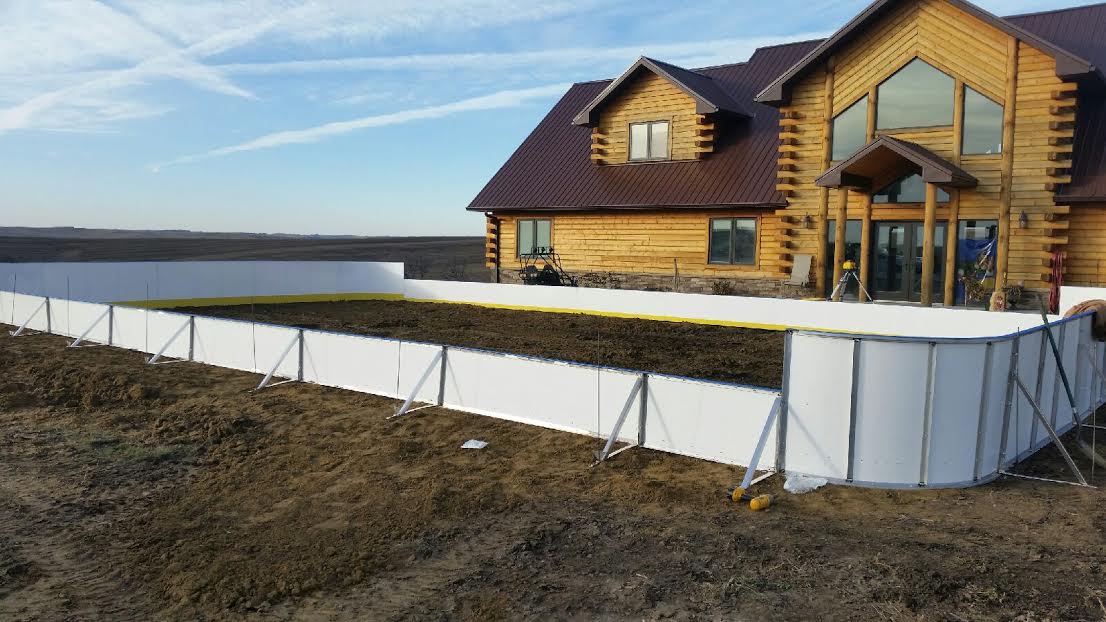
397,342,447,405
976,340,1012,477
109,307,149,353
440,347,641,437
928,343,988,486
645,375,779,466
0,291,13,326
301,331,402,398
851,341,929,485
192,317,258,372
1007,331,1044,464
145,311,193,361
0,261,404,306
12,294,49,332
784,333,853,480
251,324,301,378
59,301,113,343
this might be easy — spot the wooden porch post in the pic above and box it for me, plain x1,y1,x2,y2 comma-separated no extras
945,80,965,306
859,194,873,301
993,38,1019,310
817,57,836,297
944,191,960,305
921,183,938,307
832,187,848,300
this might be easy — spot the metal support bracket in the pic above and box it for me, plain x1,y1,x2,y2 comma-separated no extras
8,298,48,337
68,306,112,348
253,331,304,391
1012,374,1090,487
593,375,645,464
739,395,782,489
146,317,193,365
390,348,445,419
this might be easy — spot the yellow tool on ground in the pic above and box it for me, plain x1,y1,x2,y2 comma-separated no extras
726,486,774,511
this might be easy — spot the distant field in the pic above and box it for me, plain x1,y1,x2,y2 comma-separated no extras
0,236,486,281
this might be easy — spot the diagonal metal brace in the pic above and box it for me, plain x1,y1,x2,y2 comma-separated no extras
8,298,48,337
739,396,782,489
594,376,645,463
68,306,112,348
253,331,303,391
390,348,445,419
1013,375,1089,487
146,317,193,364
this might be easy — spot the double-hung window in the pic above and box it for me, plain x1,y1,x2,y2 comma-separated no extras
629,120,670,161
708,218,757,265
517,219,552,257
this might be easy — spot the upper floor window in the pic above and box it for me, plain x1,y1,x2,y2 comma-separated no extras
518,219,552,257
629,120,669,161
877,59,954,130
962,86,1003,155
832,95,867,161
873,173,949,204
708,218,757,265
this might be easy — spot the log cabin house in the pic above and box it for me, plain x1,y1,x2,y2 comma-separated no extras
469,0,1106,310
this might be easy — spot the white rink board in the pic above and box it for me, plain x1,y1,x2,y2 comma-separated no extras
0,261,404,305
405,279,1054,338
192,317,259,373
5,288,1105,489
251,324,301,378
784,334,853,480
11,294,50,332
851,340,930,486
441,348,644,440
644,376,779,466
302,331,402,398
57,301,113,343
928,343,988,486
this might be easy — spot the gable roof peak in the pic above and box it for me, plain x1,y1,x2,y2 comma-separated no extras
571,56,750,127
755,0,1100,106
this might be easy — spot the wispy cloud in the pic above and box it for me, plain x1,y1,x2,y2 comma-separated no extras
151,83,570,170
0,0,594,134
217,33,831,77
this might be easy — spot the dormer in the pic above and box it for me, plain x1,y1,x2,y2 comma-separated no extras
572,57,750,165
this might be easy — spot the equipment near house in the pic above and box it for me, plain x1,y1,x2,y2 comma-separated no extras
518,248,578,287
830,259,874,302
781,254,813,293
726,486,774,511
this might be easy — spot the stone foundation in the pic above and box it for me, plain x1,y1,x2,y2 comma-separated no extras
490,268,815,300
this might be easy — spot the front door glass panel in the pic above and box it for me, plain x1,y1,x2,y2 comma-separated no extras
872,221,945,303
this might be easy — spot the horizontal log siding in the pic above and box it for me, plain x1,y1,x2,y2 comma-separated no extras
596,73,700,164
495,211,778,280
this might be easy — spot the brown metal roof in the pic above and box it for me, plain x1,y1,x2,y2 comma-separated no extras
756,0,1100,106
469,2,1106,212
468,41,820,212
1007,3,1106,202
816,136,978,189
572,57,750,126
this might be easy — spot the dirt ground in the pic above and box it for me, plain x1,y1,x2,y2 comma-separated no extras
1,329,1105,621
181,300,786,388
0,236,485,281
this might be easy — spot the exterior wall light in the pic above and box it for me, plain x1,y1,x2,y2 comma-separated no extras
803,214,813,229
1019,211,1029,229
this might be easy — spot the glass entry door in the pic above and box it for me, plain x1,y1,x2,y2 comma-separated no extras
872,221,946,303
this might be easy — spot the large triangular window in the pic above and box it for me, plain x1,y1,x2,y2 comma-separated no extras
873,173,950,204
876,59,954,130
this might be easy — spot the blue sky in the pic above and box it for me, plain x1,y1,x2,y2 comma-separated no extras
0,0,1093,236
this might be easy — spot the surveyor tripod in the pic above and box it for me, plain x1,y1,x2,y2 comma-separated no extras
830,260,874,302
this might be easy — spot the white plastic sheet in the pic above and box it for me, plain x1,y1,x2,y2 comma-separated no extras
644,375,779,466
